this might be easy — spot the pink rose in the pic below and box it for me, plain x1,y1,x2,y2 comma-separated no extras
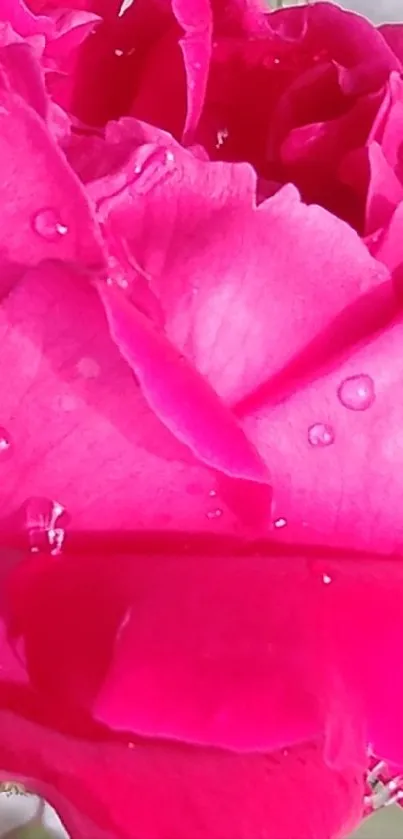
1,1,403,837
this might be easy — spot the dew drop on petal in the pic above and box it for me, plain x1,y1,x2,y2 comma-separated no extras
24,497,67,555
273,517,287,529
322,573,332,585
209,489,217,498
206,508,223,520
114,48,125,57
216,128,229,150
337,374,375,411
308,422,335,448
32,208,69,241
0,427,11,457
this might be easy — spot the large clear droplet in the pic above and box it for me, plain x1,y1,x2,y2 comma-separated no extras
32,208,68,241
337,374,375,411
23,497,67,555
308,422,335,447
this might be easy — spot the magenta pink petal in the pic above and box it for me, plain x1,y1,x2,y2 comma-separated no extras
242,310,403,556
91,141,390,409
370,72,403,179
0,86,102,271
0,43,48,118
364,142,403,234
369,201,403,296
0,262,246,534
0,0,54,39
97,280,269,486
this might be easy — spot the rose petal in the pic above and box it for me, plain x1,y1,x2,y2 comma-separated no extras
7,542,403,765
242,309,403,558
97,281,270,487
370,201,403,296
341,141,403,235
89,140,391,411
0,262,249,534
0,708,364,839
0,86,102,272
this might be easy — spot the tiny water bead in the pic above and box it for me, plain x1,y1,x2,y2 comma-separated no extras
24,497,67,555
307,422,334,448
322,573,332,585
273,517,287,529
32,208,69,241
337,374,375,411
0,427,11,456
206,508,223,520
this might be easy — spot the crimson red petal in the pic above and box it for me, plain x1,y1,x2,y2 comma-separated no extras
0,710,364,839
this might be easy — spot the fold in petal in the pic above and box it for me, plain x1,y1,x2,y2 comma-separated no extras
0,262,250,534
97,281,270,487
243,310,403,560
89,140,390,411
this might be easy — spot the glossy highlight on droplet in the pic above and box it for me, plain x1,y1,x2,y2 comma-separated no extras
23,497,67,555
32,208,68,241
273,517,287,529
308,422,334,448
337,374,375,411
0,427,11,457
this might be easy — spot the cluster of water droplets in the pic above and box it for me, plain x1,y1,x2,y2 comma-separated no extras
205,488,223,521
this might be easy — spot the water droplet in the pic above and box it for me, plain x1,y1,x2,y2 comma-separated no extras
209,489,217,498
128,741,135,749
114,48,125,57
32,208,68,241
308,422,335,448
337,374,375,411
76,356,100,379
206,508,223,520
273,517,287,529
0,427,11,457
322,573,332,585
24,497,67,555
130,148,176,196
216,128,229,150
